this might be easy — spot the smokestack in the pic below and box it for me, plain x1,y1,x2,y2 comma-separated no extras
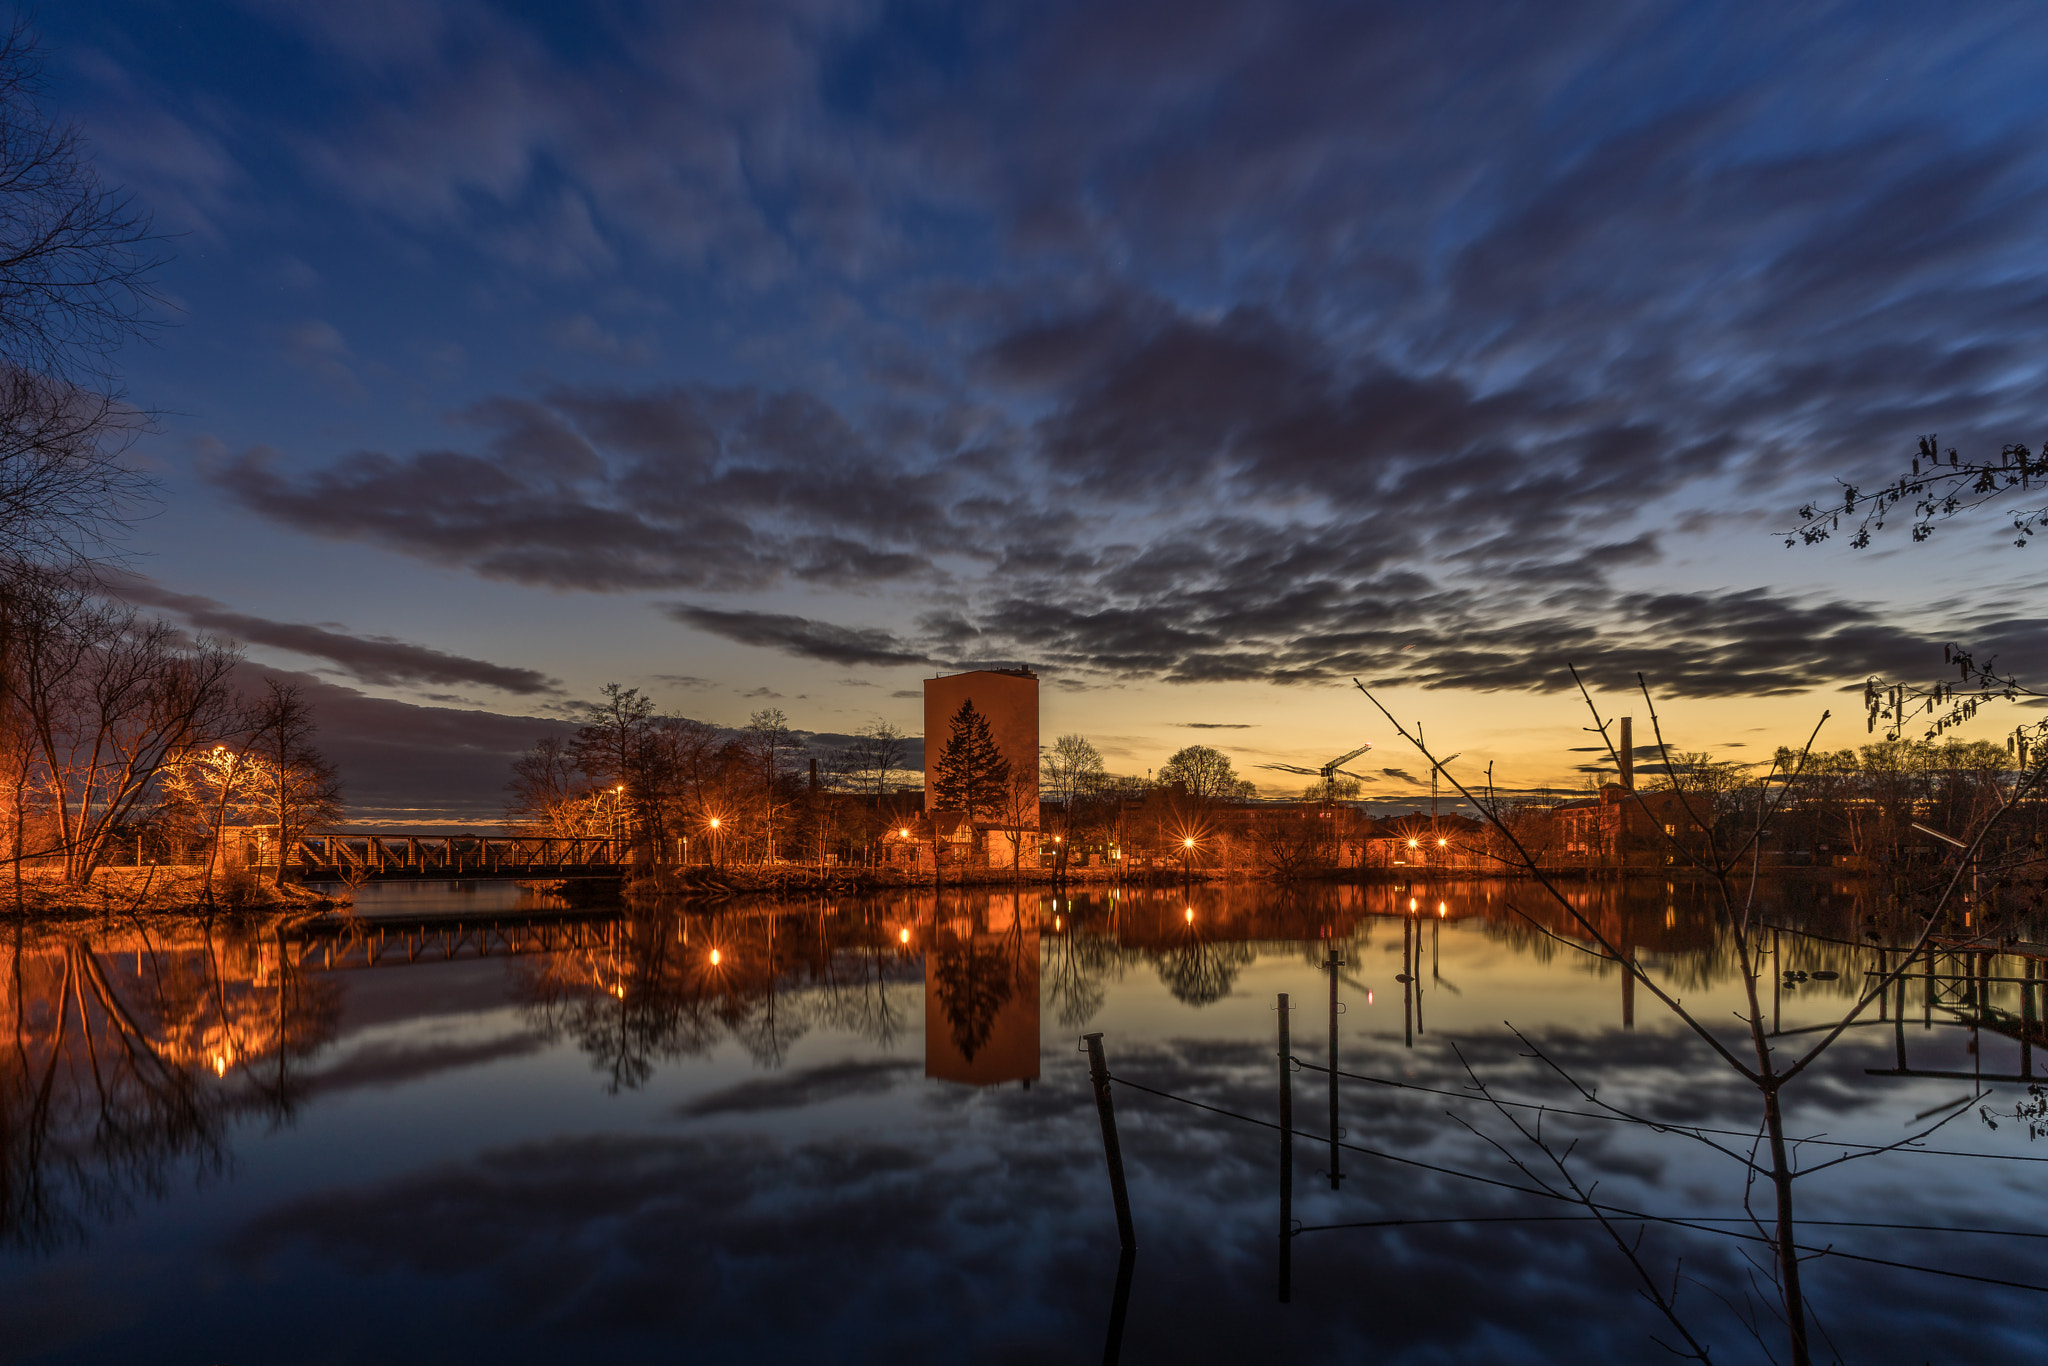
1619,717,1634,790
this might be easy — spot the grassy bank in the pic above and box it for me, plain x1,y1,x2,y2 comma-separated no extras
2,865,351,922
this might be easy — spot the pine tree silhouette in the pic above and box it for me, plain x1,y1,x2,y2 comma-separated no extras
932,699,1012,818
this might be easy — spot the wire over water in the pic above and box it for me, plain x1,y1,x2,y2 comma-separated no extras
1105,1072,2048,1296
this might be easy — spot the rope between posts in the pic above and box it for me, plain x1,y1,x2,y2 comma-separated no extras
1288,1056,2048,1165
1106,1073,1556,1200
1104,1072,2048,1296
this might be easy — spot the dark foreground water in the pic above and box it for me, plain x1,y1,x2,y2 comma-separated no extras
3,878,2045,1364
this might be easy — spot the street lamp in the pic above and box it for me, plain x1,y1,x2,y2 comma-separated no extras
1181,834,1197,881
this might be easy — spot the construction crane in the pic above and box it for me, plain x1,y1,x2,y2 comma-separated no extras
1259,741,1374,782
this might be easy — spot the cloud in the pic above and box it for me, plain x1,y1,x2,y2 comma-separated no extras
1177,722,1255,729
668,604,930,668
186,1,2048,701
115,579,563,695
207,385,971,593
674,1059,917,1117
281,319,369,399
221,665,572,823
549,313,655,364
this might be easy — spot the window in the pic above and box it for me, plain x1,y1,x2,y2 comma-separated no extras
1664,824,1675,835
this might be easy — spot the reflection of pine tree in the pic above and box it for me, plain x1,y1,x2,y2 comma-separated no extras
930,938,1017,1061
932,701,1012,819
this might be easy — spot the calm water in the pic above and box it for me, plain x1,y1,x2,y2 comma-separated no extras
3,879,2044,1364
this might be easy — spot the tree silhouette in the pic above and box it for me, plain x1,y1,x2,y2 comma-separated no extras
931,700,1011,819
1157,744,1254,803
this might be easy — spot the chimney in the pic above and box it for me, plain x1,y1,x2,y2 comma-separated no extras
1618,717,1634,790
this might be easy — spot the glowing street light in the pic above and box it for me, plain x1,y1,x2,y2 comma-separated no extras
709,949,722,966
898,928,911,944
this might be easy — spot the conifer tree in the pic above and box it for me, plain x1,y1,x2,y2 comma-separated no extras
932,699,1011,818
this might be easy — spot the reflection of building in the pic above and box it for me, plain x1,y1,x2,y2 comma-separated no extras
1550,785,1702,864
923,667,1040,866
924,898,1040,1087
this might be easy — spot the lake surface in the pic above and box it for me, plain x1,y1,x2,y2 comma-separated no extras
4,878,2044,1364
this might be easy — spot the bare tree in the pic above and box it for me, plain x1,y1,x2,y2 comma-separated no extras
242,679,341,886
742,708,807,863
1157,744,1255,804
994,768,1039,870
0,18,161,570
505,735,583,833
1360,670,2047,1364
837,718,905,795
1042,733,1104,880
7,586,238,885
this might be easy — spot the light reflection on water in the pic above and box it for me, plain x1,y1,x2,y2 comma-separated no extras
2,878,2044,1363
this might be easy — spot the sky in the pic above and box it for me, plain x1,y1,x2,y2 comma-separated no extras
38,0,2048,822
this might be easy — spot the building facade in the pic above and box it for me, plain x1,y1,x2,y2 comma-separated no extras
923,666,1039,813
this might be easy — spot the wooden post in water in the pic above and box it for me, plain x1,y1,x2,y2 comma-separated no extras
1102,1247,1136,1366
1082,1033,1137,1252
2024,958,2037,1080
1277,992,1293,1304
1326,949,1344,1190
1403,914,1414,1048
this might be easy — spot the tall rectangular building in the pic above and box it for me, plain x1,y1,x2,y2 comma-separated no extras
923,667,1039,819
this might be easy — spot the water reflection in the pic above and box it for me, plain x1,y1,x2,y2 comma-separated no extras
926,900,1038,1087
513,908,918,1087
2,879,2045,1364
1,917,338,1253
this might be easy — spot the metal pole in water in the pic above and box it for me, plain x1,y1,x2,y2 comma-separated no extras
1326,949,1344,1190
1082,1032,1137,1252
1277,991,1293,1304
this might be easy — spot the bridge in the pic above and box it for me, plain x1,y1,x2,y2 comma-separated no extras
283,832,628,881
285,912,624,969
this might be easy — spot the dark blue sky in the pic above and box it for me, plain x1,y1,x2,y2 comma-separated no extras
41,0,2048,817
